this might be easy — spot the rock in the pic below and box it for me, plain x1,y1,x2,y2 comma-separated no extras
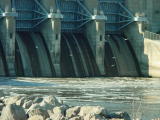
0,103,4,116
16,96,27,106
69,116,82,120
66,106,81,118
43,96,61,106
27,103,43,114
3,96,23,105
28,115,44,120
107,112,131,120
40,101,54,110
33,97,43,104
50,114,66,120
28,103,42,110
50,106,68,120
84,114,106,120
46,118,53,120
53,105,68,116
50,114,65,120
0,103,4,111
79,106,108,117
0,104,27,120
0,90,5,98
23,100,33,109
28,108,49,119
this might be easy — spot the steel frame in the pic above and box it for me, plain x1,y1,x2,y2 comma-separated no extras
0,0,146,33
14,0,49,31
99,0,134,32
56,0,93,32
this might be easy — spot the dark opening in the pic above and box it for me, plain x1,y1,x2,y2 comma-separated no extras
100,35,103,41
10,33,13,39
56,34,59,40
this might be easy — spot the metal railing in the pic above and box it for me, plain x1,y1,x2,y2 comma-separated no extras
144,31,160,40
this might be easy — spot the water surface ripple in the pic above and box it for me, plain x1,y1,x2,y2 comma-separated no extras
0,77,160,119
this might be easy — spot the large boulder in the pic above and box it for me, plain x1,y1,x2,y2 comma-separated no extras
83,114,106,120
0,104,27,120
39,101,54,110
66,106,81,118
50,106,68,120
0,90,5,98
27,103,43,112
69,116,82,120
16,96,27,106
23,100,33,109
28,115,44,120
50,114,66,120
28,108,49,119
33,97,43,104
53,105,68,116
107,112,131,120
0,103,4,111
43,96,61,106
78,106,108,117
0,103,4,116
3,96,23,105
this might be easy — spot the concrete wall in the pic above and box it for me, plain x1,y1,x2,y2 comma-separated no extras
40,0,61,77
125,0,160,77
0,0,16,76
143,32,160,77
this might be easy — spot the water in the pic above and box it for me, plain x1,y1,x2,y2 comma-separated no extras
0,77,160,120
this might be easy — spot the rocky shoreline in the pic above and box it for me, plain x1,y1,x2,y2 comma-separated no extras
0,91,131,120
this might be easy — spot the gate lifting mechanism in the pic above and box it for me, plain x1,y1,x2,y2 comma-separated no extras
13,0,63,31
56,0,107,32
0,0,147,32
99,0,147,32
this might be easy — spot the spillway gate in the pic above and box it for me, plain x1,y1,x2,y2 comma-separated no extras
0,0,144,77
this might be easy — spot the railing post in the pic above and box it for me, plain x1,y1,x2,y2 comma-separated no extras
0,0,16,76
40,0,62,77
84,0,106,75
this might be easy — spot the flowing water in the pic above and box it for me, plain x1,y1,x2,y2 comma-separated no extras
0,77,160,120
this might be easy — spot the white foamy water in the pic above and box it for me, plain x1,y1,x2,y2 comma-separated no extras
0,77,160,120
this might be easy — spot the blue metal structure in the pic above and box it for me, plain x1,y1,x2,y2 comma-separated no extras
99,0,134,32
56,0,92,32
14,0,48,31
0,0,136,33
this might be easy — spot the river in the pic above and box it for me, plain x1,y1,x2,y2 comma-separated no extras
0,77,160,120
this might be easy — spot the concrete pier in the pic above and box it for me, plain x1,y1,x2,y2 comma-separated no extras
0,0,16,76
40,0,62,77
84,0,106,75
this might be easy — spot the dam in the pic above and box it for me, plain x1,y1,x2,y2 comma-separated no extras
0,0,160,77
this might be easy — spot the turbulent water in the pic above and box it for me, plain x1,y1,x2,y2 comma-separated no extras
0,77,160,120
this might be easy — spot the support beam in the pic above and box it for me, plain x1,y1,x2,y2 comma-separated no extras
0,0,16,76
40,0,62,77
84,0,106,75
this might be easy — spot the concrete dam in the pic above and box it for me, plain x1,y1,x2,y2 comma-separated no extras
0,0,160,77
